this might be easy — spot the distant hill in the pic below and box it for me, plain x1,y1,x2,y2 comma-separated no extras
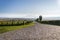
0,18,35,21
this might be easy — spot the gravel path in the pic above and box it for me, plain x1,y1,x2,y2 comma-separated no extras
0,22,60,40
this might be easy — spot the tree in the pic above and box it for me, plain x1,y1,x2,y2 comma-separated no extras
35,18,38,21
39,15,42,21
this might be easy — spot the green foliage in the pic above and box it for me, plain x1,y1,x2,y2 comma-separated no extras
0,20,33,26
36,15,42,22
40,20,60,26
36,16,60,26
0,22,34,33
39,15,42,21
0,19,33,33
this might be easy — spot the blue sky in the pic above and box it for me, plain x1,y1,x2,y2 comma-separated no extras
0,0,60,18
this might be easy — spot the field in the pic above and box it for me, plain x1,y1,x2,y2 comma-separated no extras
0,18,34,33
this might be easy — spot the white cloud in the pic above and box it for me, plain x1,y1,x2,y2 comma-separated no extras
41,9,60,17
0,10,60,18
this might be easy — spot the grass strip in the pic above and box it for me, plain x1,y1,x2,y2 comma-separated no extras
0,22,35,33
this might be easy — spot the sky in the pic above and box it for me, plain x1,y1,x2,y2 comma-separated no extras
0,0,60,18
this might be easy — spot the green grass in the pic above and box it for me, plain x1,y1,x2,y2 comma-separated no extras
0,22,35,33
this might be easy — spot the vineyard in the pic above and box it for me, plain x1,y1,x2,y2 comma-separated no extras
0,19,34,33
40,20,60,26
0,20,33,26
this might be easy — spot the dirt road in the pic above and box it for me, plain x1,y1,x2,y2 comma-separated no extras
0,22,60,40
